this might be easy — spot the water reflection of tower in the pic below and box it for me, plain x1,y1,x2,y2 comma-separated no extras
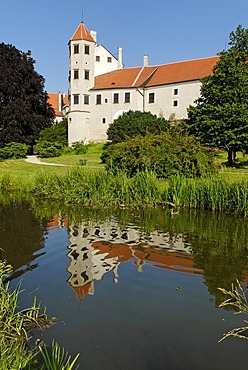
67,223,121,300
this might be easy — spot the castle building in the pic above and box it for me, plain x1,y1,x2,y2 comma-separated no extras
67,21,219,146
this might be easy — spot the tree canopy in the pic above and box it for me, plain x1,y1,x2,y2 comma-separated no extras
0,43,54,148
106,110,170,144
186,25,248,165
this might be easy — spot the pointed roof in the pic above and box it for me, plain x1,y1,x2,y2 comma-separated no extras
70,22,95,42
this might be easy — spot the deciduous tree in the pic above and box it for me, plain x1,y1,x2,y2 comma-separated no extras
106,110,169,144
0,43,54,148
186,25,248,166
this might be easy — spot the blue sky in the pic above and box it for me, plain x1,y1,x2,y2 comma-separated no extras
1,0,248,93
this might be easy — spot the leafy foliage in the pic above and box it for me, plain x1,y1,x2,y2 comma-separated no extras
106,110,170,143
0,43,54,148
0,142,29,159
34,141,64,158
186,25,248,166
102,130,216,178
72,141,88,155
38,118,68,147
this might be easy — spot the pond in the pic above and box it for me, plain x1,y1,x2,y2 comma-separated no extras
0,200,248,370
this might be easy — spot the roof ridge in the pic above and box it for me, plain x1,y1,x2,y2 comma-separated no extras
132,67,144,87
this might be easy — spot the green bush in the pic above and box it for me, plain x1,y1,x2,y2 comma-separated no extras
102,131,217,178
0,142,29,159
34,140,63,158
38,118,68,147
72,141,88,155
106,110,170,144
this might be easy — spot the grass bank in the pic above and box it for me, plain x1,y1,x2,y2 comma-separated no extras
0,145,248,214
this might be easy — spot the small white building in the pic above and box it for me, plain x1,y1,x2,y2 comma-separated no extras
67,22,219,145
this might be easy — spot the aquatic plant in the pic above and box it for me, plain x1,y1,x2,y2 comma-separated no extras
33,169,161,207
163,175,248,216
218,281,248,341
0,260,79,369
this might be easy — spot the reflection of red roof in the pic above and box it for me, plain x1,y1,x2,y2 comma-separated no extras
47,213,68,229
93,56,219,90
92,241,203,275
69,281,92,300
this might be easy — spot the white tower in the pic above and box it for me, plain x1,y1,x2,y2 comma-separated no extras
68,22,96,145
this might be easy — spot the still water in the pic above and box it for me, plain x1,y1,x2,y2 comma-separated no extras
1,200,248,370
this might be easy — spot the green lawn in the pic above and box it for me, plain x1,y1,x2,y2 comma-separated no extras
39,143,104,168
0,146,247,191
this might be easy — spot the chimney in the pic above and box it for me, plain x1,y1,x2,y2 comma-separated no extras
117,47,123,69
143,55,149,67
58,92,62,112
90,30,97,42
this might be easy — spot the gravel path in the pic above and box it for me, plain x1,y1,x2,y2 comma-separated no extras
25,155,69,166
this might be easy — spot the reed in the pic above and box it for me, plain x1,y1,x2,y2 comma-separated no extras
0,260,79,369
164,175,248,215
33,169,162,207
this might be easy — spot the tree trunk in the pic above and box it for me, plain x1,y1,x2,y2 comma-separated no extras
227,149,233,166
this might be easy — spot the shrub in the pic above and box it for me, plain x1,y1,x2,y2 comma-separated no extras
34,140,63,158
38,118,68,147
102,131,216,178
106,110,170,144
0,142,29,159
72,141,88,155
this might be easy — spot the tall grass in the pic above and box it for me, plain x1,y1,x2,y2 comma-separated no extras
0,260,79,369
33,169,161,207
163,175,248,215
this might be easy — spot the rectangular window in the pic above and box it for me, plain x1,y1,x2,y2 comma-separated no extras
148,92,155,104
125,92,130,103
107,57,112,63
102,118,106,124
85,45,90,55
84,95,89,105
173,88,178,95
73,70,79,79
173,100,178,107
113,93,119,104
84,70,90,80
73,94,79,105
96,94,102,105
96,55,100,62
74,44,79,54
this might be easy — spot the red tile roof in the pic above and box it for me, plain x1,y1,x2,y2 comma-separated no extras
93,67,142,90
93,56,219,90
47,93,68,117
146,56,219,87
71,22,95,42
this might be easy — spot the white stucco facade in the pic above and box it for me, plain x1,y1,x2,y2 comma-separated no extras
67,22,217,145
